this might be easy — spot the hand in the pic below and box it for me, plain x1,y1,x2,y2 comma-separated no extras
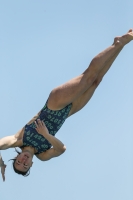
34,119,49,136
1,164,6,182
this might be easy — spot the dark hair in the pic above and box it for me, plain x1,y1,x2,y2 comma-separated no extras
9,148,30,177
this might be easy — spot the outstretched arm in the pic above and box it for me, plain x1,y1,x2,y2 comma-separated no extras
0,135,17,150
35,119,66,161
0,135,17,182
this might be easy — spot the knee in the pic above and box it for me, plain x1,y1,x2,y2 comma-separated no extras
93,77,103,87
85,71,98,86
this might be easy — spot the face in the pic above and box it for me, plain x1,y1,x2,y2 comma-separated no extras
14,151,33,172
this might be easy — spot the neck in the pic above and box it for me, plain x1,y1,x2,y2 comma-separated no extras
22,146,35,157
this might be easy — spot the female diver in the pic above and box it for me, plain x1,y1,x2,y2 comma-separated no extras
0,29,133,181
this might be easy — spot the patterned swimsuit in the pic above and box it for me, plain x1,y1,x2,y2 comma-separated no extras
21,101,72,154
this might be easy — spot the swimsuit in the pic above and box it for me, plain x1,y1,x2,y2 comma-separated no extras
21,101,72,154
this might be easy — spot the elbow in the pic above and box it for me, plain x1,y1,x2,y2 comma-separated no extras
61,145,66,154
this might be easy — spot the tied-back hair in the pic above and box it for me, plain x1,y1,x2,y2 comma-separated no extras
9,148,30,177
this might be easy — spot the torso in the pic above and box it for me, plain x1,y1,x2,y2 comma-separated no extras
15,101,72,154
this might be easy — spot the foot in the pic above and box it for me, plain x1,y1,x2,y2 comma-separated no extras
114,29,133,46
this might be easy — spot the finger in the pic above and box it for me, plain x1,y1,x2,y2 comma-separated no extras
37,119,43,126
34,121,38,128
2,173,5,182
38,120,44,127
42,121,45,126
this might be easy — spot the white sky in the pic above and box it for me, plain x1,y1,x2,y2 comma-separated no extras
0,1,133,200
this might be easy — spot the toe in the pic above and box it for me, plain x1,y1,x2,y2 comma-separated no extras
128,29,133,33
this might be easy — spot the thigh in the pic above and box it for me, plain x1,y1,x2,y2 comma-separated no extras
68,82,97,117
47,73,93,110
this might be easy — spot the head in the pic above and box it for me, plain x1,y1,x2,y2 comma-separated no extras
10,149,33,177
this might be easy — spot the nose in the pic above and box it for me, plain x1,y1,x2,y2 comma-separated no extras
19,155,28,163
20,159,28,166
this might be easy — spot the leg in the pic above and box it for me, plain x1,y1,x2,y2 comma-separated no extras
48,30,133,110
68,47,122,116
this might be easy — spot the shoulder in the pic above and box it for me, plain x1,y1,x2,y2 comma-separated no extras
8,135,23,148
14,127,25,147
35,148,62,161
15,127,25,138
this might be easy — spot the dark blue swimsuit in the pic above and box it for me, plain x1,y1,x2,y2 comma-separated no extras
21,102,72,154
